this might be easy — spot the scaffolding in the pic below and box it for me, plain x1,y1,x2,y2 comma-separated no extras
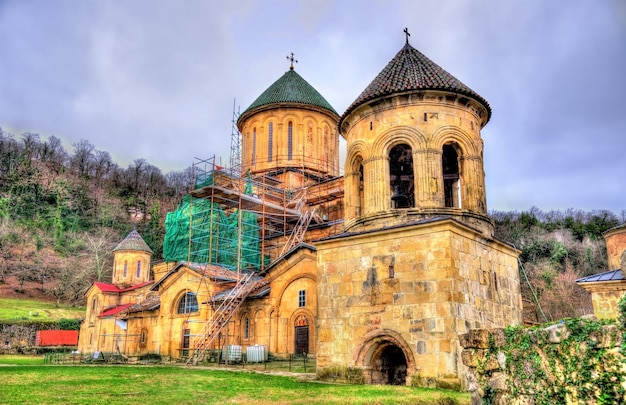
163,152,344,363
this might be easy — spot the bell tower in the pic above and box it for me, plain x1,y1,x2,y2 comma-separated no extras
316,32,522,387
339,33,493,236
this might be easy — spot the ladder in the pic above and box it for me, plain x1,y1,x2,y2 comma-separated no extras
186,272,267,365
280,208,318,257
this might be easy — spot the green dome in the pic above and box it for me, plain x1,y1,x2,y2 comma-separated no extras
238,69,338,125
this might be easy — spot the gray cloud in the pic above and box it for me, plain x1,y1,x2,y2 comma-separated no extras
0,0,624,213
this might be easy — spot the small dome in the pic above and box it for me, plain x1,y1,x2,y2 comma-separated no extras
238,69,338,126
340,43,491,127
113,230,153,254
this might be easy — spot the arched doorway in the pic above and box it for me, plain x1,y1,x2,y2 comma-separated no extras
356,330,414,385
371,343,408,385
294,315,309,354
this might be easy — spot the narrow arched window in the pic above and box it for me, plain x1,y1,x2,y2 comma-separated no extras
244,317,250,340
323,127,329,169
92,298,97,311
354,156,364,217
389,144,415,208
136,260,141,278
252,127,257,166
268,122,273,162
287,121,293,160
123,261,128,277
177,292,199,314
442,144,461,208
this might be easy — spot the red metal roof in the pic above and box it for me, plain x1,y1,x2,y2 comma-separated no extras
35,330,79,346
99,303,133,317
93,282,120,293
93,280,153,293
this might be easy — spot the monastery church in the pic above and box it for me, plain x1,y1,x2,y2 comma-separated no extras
78,34,523,387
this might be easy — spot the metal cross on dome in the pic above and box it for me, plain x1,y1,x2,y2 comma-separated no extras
286,52,298,70
404,27,410,44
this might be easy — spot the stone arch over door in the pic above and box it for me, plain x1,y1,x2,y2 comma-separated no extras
355,330,415,385
294,314,309,355
287,309,316,355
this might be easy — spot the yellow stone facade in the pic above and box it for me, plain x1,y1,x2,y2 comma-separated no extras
577,225,626,320
239,106,340,188
341,92,491,236
78,40,524,387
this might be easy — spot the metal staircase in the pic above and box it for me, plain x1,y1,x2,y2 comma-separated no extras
280,207,319,256
186,272,267,365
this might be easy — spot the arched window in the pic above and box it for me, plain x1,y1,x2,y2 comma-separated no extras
287,121,293,160
389,144,415,208
442,144,461,208
123,261,128,277
177,292,199,314
353,156,364,217
268,122,273,162
252,127,257,166
243,317,250,340
91,298,97,311
136,261,141,278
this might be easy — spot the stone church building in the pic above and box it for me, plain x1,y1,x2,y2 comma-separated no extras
78,36,523,387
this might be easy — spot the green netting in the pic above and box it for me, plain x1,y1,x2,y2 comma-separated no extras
163,194,261,271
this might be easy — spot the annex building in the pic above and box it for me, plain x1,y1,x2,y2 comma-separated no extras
78,36,523,387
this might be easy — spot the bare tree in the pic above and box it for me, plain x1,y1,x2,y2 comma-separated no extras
70,139,95,178
84,229,117,282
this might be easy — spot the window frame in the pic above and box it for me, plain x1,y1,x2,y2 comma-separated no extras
177,292,199,314
298,290,306,308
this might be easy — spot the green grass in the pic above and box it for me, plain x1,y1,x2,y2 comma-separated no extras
0,363,471,405
0,355,44,365
0,298,84,321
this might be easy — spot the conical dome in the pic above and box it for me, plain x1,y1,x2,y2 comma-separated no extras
238,69,338,126
340,43,491,126
113,230,153,254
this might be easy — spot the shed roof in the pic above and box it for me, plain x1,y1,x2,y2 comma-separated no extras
576,269,625,283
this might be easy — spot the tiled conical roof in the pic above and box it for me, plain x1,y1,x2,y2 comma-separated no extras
238,69,338,124
113,230,153,254
340,43,491,124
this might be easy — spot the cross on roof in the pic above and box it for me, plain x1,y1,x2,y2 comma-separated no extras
404,27,410,44
286,52,298,70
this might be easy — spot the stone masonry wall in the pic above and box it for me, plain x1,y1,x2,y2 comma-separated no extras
460,320,625,404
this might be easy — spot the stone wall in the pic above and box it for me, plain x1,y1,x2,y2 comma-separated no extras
460,319,625,404
316,218,522,386
0,322,70,354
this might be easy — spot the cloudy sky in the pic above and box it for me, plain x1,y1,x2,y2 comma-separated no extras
1,0,625,214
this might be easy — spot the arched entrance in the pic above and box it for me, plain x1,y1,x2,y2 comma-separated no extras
355,330,415,385
370,343,408,385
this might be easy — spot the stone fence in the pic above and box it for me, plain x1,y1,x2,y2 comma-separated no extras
460,319,625,404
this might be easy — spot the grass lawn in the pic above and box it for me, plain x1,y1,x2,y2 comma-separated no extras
0,298,84,321
0,360,471,405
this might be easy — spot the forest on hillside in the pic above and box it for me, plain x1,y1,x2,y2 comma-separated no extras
0,129,624,322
